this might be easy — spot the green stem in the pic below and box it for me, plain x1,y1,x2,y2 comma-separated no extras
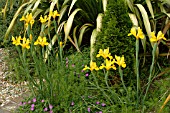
91,72,113,104
142,43,157,113
119,66,128,97
105,71,120,103
136,39,140,107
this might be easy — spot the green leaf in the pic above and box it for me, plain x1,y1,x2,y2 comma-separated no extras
4,1,33,41
58,5,69,24
64,8,81,44
102,0,107,12
78,24,93,46
125,0,135,13
73,26,79,49
24,4,33,15
96,13,103,32
68,0,77,16
146,0,154,19
32,0,41,14
90,29,98,60
128,13,138,26
136,4,152,38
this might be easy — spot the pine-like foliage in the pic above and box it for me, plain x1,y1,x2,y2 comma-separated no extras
94,0,136,82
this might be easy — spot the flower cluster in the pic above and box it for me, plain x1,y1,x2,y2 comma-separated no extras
12,35,49,49
12,36,30,49
39,10,60,24
19,98,54,113
34,36,49,47
150,31,166,42
83,48,126,71
20,13,34,28
128,27,144,39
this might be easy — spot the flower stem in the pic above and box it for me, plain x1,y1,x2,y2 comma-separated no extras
105,71,121,103
136,39,140,107
119,67,128,97
92,72,113,104
142,43,157,113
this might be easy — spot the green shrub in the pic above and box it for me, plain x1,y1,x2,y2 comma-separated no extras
94,0,135,84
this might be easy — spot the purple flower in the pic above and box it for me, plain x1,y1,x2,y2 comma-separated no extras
72,64,75,67
85,73,89,77
71,101,74,106
23,102,26,105
41,100,45,102
49,104,53,109
44,107,48,111
28,101,31,104
19,102,22,106
88,107,91,112
88,96,92,98
31,104,35,108
32,98,36,102
101,103,106,107
99,111,102,113
96,101,100,104
49,110,53,113
81,70,84,72
30,107,34,111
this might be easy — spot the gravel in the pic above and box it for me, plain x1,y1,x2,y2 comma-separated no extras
0,48,29,111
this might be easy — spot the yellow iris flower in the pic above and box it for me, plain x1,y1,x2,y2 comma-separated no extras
150,31,166,42
34,36,49,47
39,15,48,23
96,48,113,59
83,61,99,71
49,10,60,19
29,34,33,41
20,13,34,28
12,36,21,46
60,41,63,47
20,37,30,49
115,55,126,68
128,27,144,39
99,59,116,70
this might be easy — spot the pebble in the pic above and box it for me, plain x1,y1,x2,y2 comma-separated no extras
0,48,29,112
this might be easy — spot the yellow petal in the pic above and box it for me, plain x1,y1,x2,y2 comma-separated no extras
122,63,126,68
130,27,137,37
83,65,90,70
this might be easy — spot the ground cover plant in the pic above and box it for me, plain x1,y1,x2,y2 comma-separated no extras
1,0,170,113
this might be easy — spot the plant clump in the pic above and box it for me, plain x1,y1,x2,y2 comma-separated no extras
94,0,135,84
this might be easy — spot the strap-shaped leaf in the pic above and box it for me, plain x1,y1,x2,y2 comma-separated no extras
102,0,107,12
128,13,138,26
58,5,69,24
146,0,154,19
78,24,93,46
90,29,98,60
64,8,81,44
68,0,77,16
32,0,41,14
136,4,152,38
4,1,33,41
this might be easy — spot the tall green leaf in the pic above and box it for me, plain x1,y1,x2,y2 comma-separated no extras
64,8,81,44
136,4,152,38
